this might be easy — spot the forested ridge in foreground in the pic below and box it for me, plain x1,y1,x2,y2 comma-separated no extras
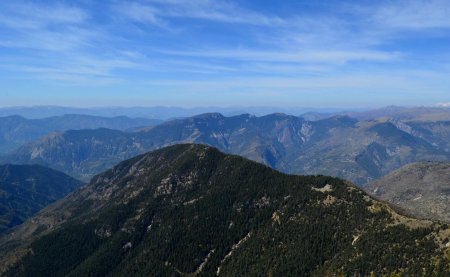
1,144,449,276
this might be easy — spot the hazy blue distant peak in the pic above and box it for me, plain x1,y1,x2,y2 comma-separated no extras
0,106,349,119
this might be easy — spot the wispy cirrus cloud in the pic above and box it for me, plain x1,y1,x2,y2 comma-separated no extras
114,2,164,26
0,2,93,51
0,1,152,84
372,0,450,30
0,52,149,86
1,0,450,106
157,49,401,64
0,2,87,29
140,0,285,26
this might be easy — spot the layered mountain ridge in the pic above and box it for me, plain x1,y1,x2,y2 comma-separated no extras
4,113,449,184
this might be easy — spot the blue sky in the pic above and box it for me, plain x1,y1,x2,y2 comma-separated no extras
0,0,450,108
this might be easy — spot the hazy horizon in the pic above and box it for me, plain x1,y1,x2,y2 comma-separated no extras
0,103,449,109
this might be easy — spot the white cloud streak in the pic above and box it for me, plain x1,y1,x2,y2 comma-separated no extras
158,49,401,64
146,74,429,91
114,2,164,26
141,0,285,26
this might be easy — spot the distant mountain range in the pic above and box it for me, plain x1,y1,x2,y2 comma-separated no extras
0,164,82,234
0,105,347,120
3,113,450,184
2,105,450,121
1,144,448,276
366,162,450,223
0,114,161,154
345,106,450,122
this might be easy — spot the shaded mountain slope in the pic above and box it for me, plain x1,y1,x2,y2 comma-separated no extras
0,164,82,234
0,144,449,276
365,162,450,223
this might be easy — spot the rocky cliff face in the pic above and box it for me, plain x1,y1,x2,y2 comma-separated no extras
1,144,449,276
365,162,450,223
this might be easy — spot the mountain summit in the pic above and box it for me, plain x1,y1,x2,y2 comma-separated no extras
1,144,449,276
